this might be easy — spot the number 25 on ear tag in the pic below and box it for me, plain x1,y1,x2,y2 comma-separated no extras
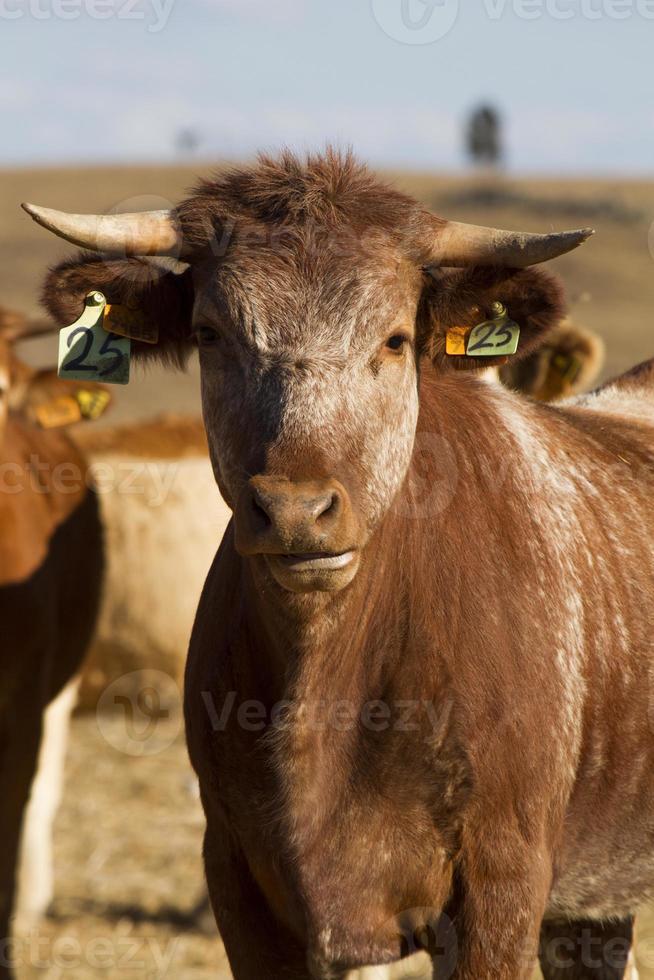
58,291,131,385
466,303,520,358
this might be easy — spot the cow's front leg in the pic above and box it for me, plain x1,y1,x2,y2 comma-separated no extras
539,916,634,979
203,822,313,980
15,678,78,929
448,833,552,980
0,706,43,980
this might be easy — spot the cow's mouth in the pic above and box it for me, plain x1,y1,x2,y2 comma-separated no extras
265,550,360,592
278,551,355,571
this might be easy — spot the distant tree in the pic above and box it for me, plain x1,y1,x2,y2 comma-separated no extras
175,128,201,157
466,105,503,169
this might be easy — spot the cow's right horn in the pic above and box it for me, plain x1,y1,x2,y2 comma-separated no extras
424,219,594,268
21,204,186,257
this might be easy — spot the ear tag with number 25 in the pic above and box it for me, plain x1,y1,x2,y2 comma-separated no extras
465,302,520,358
58,291,131,385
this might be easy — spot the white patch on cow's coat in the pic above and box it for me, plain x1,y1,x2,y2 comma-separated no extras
478,366,500,385
495,394,587,777
502,376,654,923
567,382,654,421
15,678,79,929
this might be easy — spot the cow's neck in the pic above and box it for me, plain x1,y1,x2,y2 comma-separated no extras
239,369,523,704
243,512,403,705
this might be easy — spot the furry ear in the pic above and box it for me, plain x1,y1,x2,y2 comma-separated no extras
41,252,195,368
500,318,605,401
418,266,566,372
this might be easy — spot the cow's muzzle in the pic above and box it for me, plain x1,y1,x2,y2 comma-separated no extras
234,475,360,593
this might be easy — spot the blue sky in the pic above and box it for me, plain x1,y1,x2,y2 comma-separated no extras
1,0,652,172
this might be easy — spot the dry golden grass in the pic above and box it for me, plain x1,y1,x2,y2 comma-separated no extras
3,162,654,979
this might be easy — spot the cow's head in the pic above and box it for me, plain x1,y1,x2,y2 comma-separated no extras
30,151,589,594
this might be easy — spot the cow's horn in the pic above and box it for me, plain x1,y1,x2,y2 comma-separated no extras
430,220,594,268
21,203,185,257
4,318,61,343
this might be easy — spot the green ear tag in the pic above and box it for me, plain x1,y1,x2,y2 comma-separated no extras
466,302,520,358
58,292,131,386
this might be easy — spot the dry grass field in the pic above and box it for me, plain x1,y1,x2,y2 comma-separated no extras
3,161,654,979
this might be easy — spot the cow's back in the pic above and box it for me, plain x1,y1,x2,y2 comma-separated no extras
534,360,654,919
414,366,654,922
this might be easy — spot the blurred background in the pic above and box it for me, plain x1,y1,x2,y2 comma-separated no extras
2,1,654,977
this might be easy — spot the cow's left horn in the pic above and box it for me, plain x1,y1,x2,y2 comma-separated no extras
1,315,59,343
429,220,594,268
21,204,185,257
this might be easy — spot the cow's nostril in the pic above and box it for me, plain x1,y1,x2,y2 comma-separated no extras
316,491,340,522
251,491,272,529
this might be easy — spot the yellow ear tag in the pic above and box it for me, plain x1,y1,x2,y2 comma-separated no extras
551,352,581,384
466,302,520,358
104,304,159,344
446,325,470,356
35,396,82,429
58,292,130,385
75,388,111,420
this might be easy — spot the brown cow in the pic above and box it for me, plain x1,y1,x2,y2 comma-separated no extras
28,150,654,980
0,312,103,977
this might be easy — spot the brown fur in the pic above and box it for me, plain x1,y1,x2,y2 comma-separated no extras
0,325,103,975
37,151,651,980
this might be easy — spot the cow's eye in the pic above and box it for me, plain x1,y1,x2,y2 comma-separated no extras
385,334,407,353
195,325,219,346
